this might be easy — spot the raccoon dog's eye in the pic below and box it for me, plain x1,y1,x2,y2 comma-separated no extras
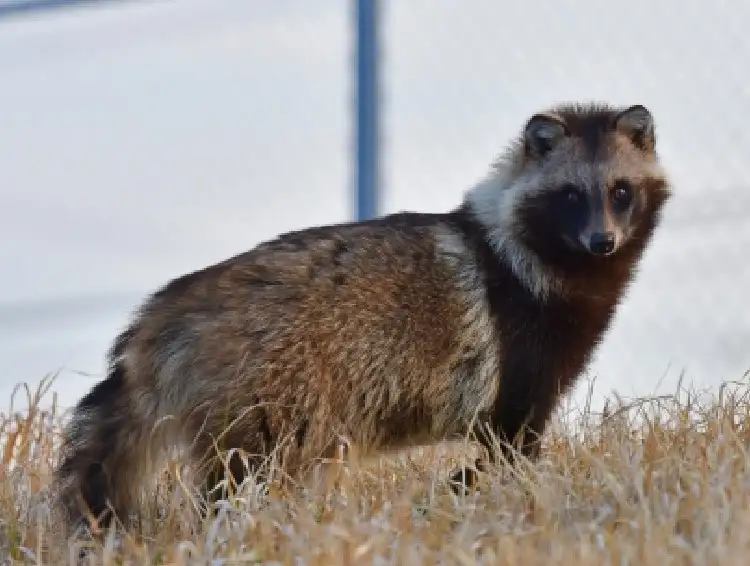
560,183,581,204
612,179,633,207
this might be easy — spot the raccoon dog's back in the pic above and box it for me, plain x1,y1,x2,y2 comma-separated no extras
54,212,500,531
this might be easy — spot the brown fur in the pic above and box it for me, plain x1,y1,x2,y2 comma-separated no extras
54,101,672,535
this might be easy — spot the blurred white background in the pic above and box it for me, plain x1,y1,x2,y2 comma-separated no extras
1,0,749,413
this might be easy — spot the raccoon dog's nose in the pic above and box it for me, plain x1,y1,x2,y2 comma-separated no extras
588,232,616,255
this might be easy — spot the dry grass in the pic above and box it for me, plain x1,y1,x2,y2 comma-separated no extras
3,372,750,565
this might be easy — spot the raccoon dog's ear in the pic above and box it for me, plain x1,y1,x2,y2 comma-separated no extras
524,113,569,159
614,104,655,152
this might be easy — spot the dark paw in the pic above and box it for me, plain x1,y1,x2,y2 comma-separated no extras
448,465,481,495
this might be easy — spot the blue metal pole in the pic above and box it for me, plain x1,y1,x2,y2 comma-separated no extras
354,0,380,221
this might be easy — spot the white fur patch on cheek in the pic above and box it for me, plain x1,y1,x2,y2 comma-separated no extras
465,169,544,237
465,175,504,226
463,170,564,301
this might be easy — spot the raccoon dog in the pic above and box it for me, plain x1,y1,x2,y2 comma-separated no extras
55,102,671,534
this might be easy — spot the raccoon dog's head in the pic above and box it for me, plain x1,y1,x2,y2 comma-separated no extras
468,102,672,297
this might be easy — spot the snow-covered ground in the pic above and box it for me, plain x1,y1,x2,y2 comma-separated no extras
1,0,749,412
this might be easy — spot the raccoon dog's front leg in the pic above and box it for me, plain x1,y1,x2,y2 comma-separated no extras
449,401,548,493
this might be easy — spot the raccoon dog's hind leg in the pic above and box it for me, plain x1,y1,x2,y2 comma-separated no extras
188,402,280,517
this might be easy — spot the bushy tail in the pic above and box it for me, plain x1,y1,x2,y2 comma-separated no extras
53,361,163,536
